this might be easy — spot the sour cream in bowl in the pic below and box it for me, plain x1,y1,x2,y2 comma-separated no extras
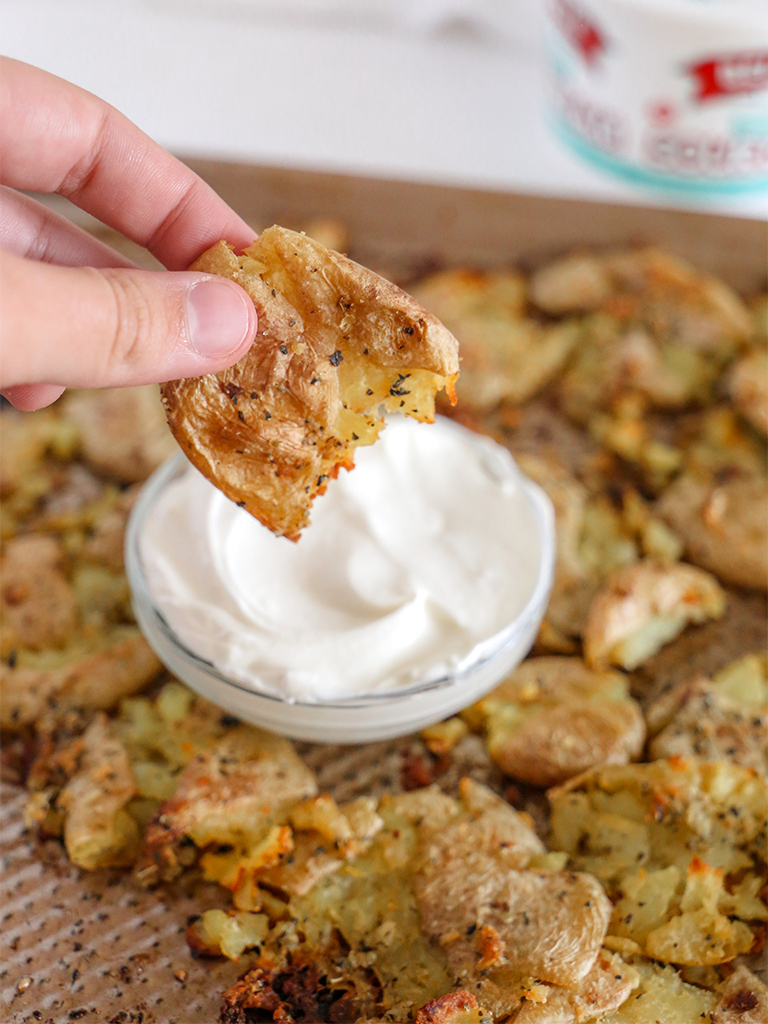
126,416,554,743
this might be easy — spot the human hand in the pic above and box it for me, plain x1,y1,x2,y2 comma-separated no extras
0,57,258,411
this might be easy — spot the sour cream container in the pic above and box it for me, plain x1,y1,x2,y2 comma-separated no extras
545,0,768,195
125,418,555,744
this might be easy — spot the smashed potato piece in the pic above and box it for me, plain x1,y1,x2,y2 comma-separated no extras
0,408,79,532
584,560,726,670
512,453,597,643
554,248,754,423
138,725,317,882
596,960,717,1023
414,992,491,1024
712,965,768,1024
728,347,768,437
187,908,269,961
412,778,612,994
65,385,177,483
647,654,768,773
161,227,459,539
467,657,645,787
0,534,77,654
412,267,578,410
57,713,140,869
511,952,636,1023
0,627,162,731
549,759,768,966
657,472,768,591
529,252,612,314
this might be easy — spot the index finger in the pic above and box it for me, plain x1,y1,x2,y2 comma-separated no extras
0,58,256,270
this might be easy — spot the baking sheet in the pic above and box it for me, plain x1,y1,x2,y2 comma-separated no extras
2,164,766,1023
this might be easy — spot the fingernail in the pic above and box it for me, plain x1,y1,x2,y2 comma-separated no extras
186,278,254,358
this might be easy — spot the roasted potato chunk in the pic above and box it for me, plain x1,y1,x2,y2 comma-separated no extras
0,534,77,654
658,472,768,591
553,248,754,423
138,724,317,883
161,227,459,539
65,385,177,483
0,626,162,731
583,560,726,670
728,347,768,438
647,654,768,773
466,657,645,787
57,713,140,870
411,267,578,410
549,759,768,966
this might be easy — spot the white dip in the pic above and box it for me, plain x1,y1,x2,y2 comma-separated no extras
141,416,549,702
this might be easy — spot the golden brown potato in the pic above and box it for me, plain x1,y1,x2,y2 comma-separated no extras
65,385,177,483
647,654,768,774
411,267,578,410
161,227,459,539
549,759,768,966
728,347,768,437
658,472,768,591
529,253,612,314
0,534,77,654
57,713,140,870
467,656,645,787
594,960,719,1023
583,560,727,670
553,248,754,424
0,627,162,731
137,725,317,883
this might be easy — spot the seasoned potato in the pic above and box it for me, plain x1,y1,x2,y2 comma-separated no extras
412,266,579,410
554,248,754,423
0,534,77,654
415,266,577,413
712,965,768,1023
0,407,79,533
549,759,768,966
57,713,140,869
465,657,645,787
658,472,768,591
583,560,726,670
728,347,768,437
595,959,718,1023
529,253,612,314
138,724,317,884
647,654,768,773
0,626,161,731
65,385,177,483
162,227,459,539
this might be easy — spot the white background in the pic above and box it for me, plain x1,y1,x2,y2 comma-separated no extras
2,0,767,219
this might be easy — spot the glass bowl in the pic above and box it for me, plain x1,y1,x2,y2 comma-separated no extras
125,437,555,744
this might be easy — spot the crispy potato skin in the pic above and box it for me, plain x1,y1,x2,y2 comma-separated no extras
162,228,459,538
470,656,645,787
65,385,177,483
0,534,77,653
0,628,162,731
583,559,726,670
728,347,768,438
658,473,768,591
57,713,140,870
648,674,768,774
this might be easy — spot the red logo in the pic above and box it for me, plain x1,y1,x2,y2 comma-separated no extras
688,51,768,102
554,0,607,67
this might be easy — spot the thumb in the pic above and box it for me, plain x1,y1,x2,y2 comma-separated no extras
0,250,257,391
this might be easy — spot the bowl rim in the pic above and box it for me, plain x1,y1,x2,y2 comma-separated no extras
125,420,556,710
